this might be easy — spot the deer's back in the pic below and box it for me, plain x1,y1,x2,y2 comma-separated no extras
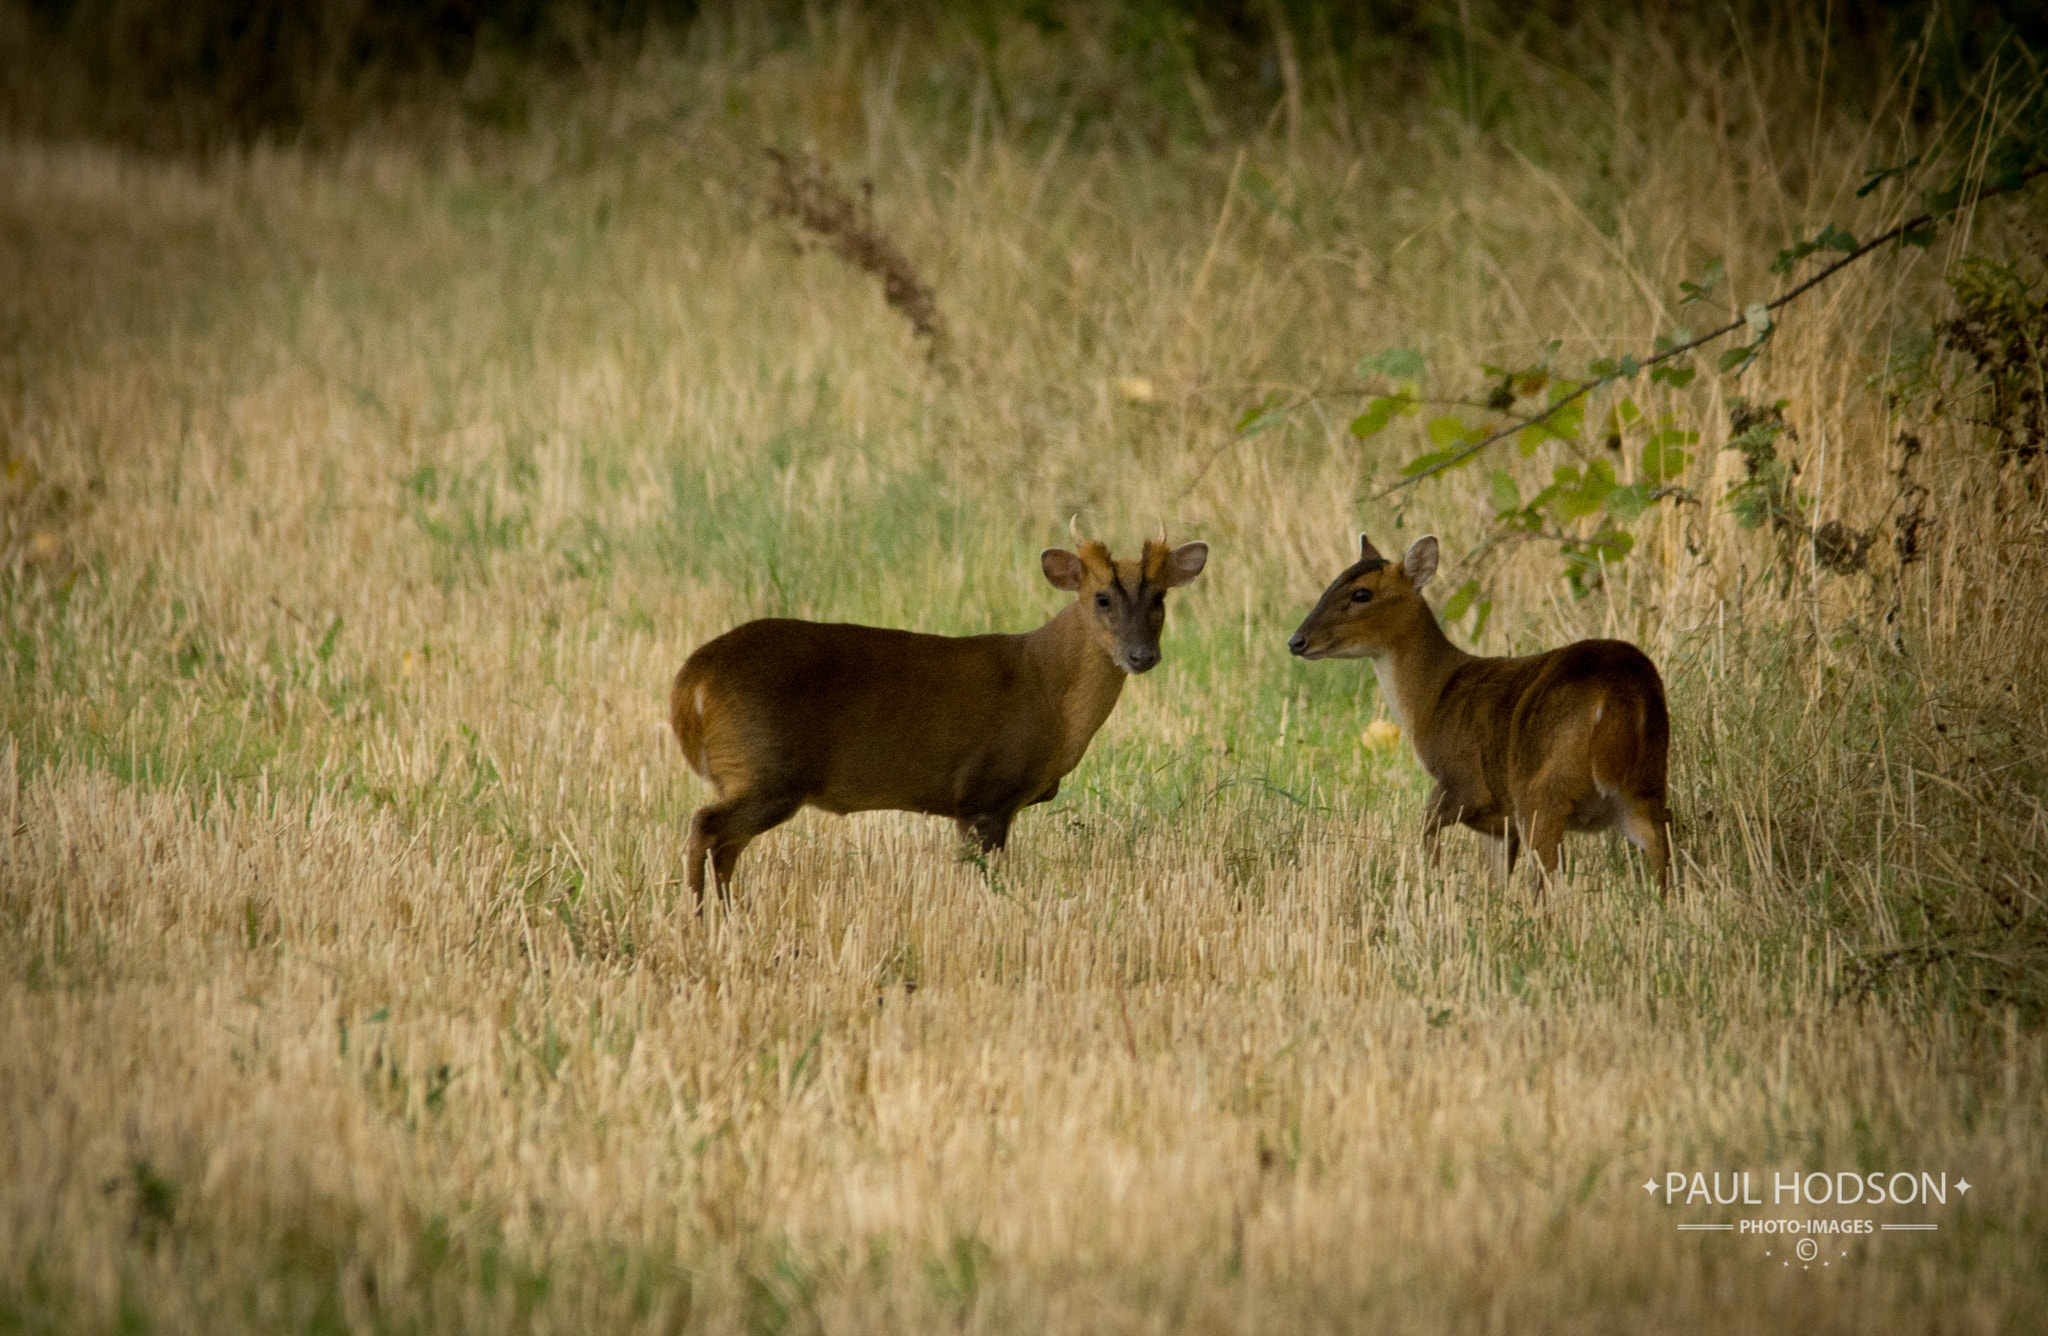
1424,638,1668,815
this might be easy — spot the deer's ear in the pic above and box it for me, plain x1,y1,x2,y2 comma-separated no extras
1402,535,1440,589
1041,548,1086,591
1359,532,1385,563
1161,541,1208,588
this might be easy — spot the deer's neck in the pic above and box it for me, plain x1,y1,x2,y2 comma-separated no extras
1022,602,1128,774
1372,602,1467,736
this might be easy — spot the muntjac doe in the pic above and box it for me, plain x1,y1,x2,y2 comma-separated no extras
671,537,1208,903
1289,533,1671,895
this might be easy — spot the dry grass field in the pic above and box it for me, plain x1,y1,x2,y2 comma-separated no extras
3,8,2046,1331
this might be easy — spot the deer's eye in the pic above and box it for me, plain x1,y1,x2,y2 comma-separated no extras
1351,588,1373,604
1095,592,1112,609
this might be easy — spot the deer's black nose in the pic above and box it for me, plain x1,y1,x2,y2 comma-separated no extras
1126,647,1160,673
1288,632,1308,656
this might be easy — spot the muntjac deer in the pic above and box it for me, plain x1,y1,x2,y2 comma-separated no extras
1289,533,1671,896
671,536,1209,904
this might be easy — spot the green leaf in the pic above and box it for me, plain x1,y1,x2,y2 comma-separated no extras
1618,353,1641,378
1718,344,1757,372
1488,468,1521,513
1358,347,1426,380
316,615,344,664
1770,226,1855,274
1730,488,1769,529
1588,357,1619,378
1857,155,1919,197
1645,440,1691,479
1592,527,1635,560
1235,392,1286,435
1514,386,1583,455
1518,391,1584,456
1349,395,1409,438
1548,384,1586,419
1606,482,1654,521
1400,449,1457,477
1560,524,1639,596
1547,462,1609,521
1744,303,1773,338
1470,600,1493,639
1899,224,1936,250
1678,258,1724,305
1649,363,1697,389
1426,414,1471,447
1441,579,1481,623
1924,183,1963,216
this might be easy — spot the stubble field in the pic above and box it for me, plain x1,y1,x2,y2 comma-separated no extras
3,10,2045,1332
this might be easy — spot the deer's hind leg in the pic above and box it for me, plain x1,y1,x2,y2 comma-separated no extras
1483,822,1522,883
1618,793,1673,898
688,788,803,909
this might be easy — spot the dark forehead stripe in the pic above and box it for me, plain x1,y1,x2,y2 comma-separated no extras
1359,558,1388,573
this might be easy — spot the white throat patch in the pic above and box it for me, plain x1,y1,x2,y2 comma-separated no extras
1370,655,1409,732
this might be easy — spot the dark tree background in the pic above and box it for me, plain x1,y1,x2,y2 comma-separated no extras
4,0,2042,152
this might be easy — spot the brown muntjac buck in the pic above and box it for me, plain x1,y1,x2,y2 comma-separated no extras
670,537,1209,904
1289,533,1672,896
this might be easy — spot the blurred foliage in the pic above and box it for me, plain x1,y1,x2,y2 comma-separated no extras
2,0,705,148
1887,241,2048,469
2,0,2045,152
1939,254,2048,468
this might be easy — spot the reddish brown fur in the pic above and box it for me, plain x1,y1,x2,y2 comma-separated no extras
1290,533,1672,896
671,538,1207,904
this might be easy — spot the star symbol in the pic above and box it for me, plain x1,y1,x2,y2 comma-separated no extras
1956,1178,1971,1195
1644,1179,1658,1193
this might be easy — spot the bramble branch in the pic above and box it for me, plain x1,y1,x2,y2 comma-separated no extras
1375,161,2048,496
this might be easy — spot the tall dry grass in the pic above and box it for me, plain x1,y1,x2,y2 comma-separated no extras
2,8,2045,1331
